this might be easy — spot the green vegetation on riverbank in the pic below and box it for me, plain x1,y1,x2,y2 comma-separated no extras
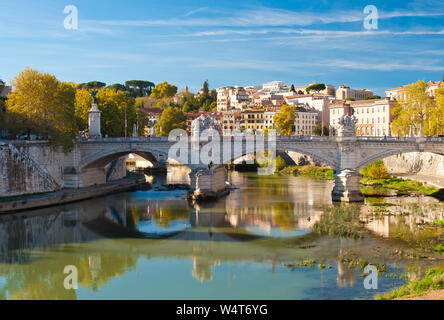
278,165,334,179
359,160,440,198
376,266,444,300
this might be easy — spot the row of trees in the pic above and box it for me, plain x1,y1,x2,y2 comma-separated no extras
77,80,155,98
2,68,149,151
391,80,444,136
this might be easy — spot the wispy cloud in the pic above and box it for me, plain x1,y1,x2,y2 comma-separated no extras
87,6,444,28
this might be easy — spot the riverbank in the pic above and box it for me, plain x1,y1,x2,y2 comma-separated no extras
0,176,148,213
376,266,444,300
279,165,334,179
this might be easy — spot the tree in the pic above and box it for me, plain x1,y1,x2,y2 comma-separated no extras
391,80,435,136
202,80,209,96
6,68,78,151
150,81,178,99
273,105,295,136
78,81,106,90
107,83,127,92
306,83,326,94
155,106,187,136
313,124,329,136
125,80,155,97
290,84,296,93
75,88,137,137
183,100,199,113
364,95,381,100
74,89,94,130
434,85,444,136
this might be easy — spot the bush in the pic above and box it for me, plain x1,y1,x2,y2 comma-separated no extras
361,160,390,179
275,156,286,171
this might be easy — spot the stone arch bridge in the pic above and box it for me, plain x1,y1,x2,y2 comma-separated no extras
51,134,444,202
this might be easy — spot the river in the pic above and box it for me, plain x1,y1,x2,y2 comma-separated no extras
0,167,442,300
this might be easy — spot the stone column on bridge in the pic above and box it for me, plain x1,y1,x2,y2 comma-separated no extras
331,115,364,202
88,103,101,138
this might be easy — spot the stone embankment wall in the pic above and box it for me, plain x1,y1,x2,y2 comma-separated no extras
0,142,63,197
383,152,444,178
0,142,127,197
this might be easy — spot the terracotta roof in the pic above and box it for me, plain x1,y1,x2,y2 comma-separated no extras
139,108,164,115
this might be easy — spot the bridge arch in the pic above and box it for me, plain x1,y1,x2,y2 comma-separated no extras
356,148,444,171
79,146,169,170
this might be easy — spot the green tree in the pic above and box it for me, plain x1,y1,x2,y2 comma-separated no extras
78,81,106,90
306,83,326,93
273,105,295,136
155,106,187,136
151,81,178,99
125,80,155,97
290,84,296,92
391,80,435,136
107,83,127,92
202,80,209,96
313,124,329,136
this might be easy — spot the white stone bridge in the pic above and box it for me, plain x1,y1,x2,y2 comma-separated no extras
52,133,444,202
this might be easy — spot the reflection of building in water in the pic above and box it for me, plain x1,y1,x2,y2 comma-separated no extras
360,197,444,238
89,255,102,280
191,246,222,282
336,260,357,287
224,201,324,234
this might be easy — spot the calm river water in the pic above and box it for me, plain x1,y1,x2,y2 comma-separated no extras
0,168,442,300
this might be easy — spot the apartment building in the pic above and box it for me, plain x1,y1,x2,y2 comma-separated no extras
241,110,266,133
352,99,393,136
217,86,251,111
329,98,393,136
293,111,318,136
336,85,373,100
222,111,241,135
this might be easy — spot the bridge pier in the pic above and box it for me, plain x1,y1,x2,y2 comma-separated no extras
332,169,364,202
188,165,229,201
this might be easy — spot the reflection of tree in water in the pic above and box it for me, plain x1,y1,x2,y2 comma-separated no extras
0,251,138,300
272,202,296,232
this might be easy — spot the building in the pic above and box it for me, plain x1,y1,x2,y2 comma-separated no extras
241,110,266,134
216,86,251,111
0,86,11,98
336,85,373,100
139,108,164,136
222,111,242,136
284,94,332,129
293,111,318,136
385,80,442,101
385,85,408,101
262,81,286,91
329,98,393,136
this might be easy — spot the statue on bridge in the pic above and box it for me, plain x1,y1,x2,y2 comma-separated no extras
90,90,98,104
337,115,358,137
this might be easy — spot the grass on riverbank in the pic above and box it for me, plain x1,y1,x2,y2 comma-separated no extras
360,177,439,197
359,160,441,199
376,266,444,300
279,165,334,180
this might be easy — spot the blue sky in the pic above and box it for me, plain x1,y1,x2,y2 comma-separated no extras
0,0,443,95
